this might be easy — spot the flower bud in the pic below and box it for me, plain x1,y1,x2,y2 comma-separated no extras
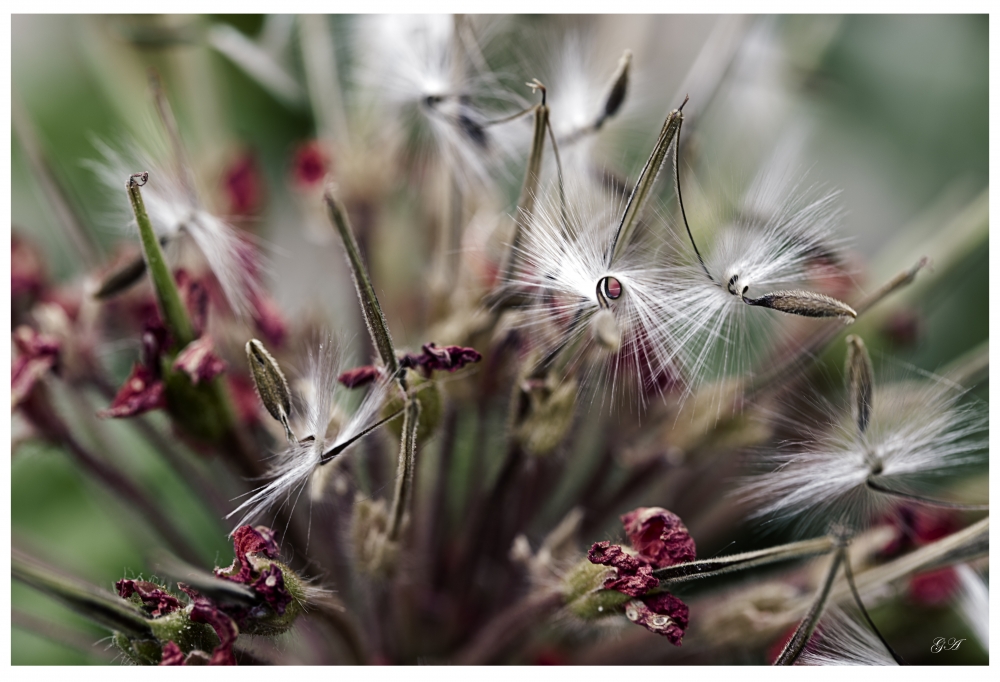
563,559,630,621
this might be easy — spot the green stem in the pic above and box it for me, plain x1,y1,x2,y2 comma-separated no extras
127,173,195,348
386,398,422,542
324,192,400,378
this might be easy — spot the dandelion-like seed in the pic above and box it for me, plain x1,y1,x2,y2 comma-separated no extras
795,606,897,666
356,14,520,190
665,153,856,388
507,174,688,405
742,336,987,533
90,141,264,320
228,336,397,530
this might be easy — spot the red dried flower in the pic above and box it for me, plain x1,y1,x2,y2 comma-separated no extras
621,507,697,568
625,592,690,645
11,326,60,408
222,150,263,216
338,364,384,389
602,564,659,597
399,343,483,375
116,579,181,618
178,584,239,666
98,362,166,418
159,641,187,666
173,336,227,385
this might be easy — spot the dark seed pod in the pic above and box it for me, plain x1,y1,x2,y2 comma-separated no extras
845,335,874,435
742,289,856,321
245,339,295,442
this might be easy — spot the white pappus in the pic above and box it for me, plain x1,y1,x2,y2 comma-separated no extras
89,140,264,321
228,336,398,531
740,369,987,535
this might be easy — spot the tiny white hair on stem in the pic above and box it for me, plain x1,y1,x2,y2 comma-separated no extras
87,140,264,321
228,335,394,531
740,376,987,535
353,14,524,192
796,606,897,666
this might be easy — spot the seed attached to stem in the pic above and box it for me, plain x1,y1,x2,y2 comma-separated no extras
246,339,295,442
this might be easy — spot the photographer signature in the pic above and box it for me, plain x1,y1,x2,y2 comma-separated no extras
931,637,965,653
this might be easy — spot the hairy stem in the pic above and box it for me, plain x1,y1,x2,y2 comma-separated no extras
653,535,836,585
325,192,400,379
386,398,422,543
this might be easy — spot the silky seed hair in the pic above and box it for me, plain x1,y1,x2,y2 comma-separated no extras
354,14,523,193
228,334,395,531
88,140,264,320
740,362,988,536
505,171,690,407
661,143,854,389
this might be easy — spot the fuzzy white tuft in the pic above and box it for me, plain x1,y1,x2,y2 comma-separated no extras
741,378,987,534
89,141,264,320
506,173,690,408
955,564,989,652
796,606,897,666
354,15,522,191
665,162,851,390
228,336,395,531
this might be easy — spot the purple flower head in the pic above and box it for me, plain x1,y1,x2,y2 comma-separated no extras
250,564,293,616
116,579,181,618
621,507,697,568
602,564,659,597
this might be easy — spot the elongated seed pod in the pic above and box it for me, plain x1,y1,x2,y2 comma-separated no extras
845,335,874,435
246,339,295,442
742,290,856,321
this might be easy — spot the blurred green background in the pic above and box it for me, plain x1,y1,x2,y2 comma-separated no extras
11,15,987,664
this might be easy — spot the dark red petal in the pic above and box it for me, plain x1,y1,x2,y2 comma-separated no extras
603,564,659,597
625,592,690,645
223,151,263,216
159,641,186,666
250,291,287,348
98,363,165,419
173,336,227,385
216,525,281,584
338,365,383,389
587,541,641,573
291,141,330,189
11,326,60,407
250,564,293,615
908,567,960,606
179,584,239,666
116,579,181,617
621,507,696,568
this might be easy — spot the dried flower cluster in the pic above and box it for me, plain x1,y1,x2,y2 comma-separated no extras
11,14,987,666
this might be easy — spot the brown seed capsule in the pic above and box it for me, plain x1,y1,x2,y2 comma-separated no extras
742,289,857,322
245,339,295,442
845,335,874,435
600,50,632,123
